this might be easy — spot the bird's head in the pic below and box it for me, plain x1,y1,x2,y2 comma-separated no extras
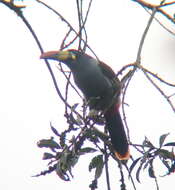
40,49,88,66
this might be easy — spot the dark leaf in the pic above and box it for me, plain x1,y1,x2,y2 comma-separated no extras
159,133,169,147
95,156,104,179
129,157,142,175
169,162,175,173
135,156,148,183
42,152,55,160
164,142,175,147
79,147,97,155
136,164,143,183
59,150,79,175
56,162,70,181
148,166,155,178
142,137,155,149
89,155,104,179
160,159,171,171
69,113,83,125
37,138,60,149
69,154,79,168
89,155,101,171
143,158,153,170
146,159,155,178
50,124,60,137
160,161,175,177
157,149,175,160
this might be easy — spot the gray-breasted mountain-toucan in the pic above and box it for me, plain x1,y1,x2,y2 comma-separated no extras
40,49,130,160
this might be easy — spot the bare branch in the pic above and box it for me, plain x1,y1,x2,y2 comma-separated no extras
136,8,157,63
36,0,98,59
142,70,175,112
133,0,175,24
143,7,175,36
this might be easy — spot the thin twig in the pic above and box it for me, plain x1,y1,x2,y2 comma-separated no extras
64,72,71,116
154,173,160,190
2,1,83,121
81,0,93,51
142,71,175,112
104,152,111,190
60,28,72,50
118,161,127,190
136,7,157,63
76,0,83,50
56,65,83,99
159,1,175,7
36,0,99,60
104,127,111,190
121,8,157,142
143,7,175,36
140,65,175,87
133,0,175,24
124,164,137,190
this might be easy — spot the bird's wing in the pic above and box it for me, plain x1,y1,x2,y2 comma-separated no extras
99,61,121,92
98,61,116,80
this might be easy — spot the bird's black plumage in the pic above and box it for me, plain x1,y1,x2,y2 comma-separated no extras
40,49,130,160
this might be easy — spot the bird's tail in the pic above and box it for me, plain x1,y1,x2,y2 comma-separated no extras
104,105,130,160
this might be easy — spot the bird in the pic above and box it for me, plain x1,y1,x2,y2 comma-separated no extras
40,49,130,160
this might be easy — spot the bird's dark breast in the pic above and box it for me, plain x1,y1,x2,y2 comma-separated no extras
72,68,115,110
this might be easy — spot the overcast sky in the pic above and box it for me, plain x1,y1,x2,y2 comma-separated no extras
0,0,175,190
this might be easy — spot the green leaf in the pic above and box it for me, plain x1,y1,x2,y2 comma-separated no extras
129,157,142,175
37,138,60,149
69,154,79,168
50,124,60,137
148,166,155,178
146,159,155,178
79,147,97,155
89,155,104,179
164,142,175,147
159,133,169,147
135,155,150,183
136,164,143,183
69,112,83,126
56,162,70,181
142,137,155,149
89,155,99,171
157,149,175,160
58,150,79,177
95,156,104,179
42,152,55,160
160,159,171,171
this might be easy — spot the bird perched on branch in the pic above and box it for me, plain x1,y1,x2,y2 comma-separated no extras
40,49,130,160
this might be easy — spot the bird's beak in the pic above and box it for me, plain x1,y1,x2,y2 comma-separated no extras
40,50,75,61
